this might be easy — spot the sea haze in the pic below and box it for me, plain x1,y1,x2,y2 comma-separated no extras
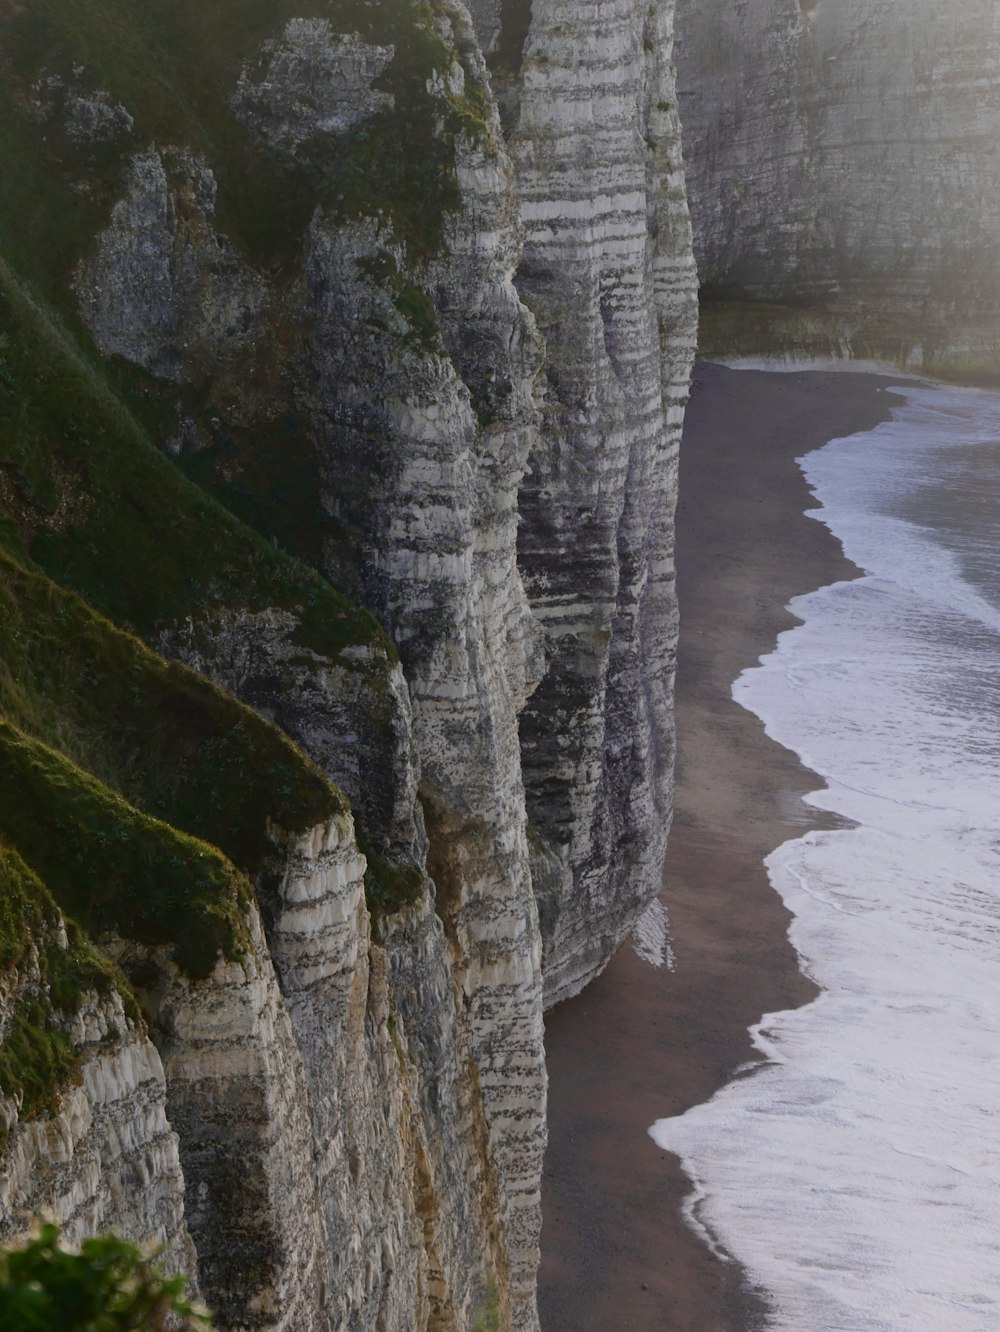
651,383,1000,1330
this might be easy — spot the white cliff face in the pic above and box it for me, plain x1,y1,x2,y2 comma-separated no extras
296,23,550,1314
79,85,546,1330
675,0,1000,374
0,928,197,1287
77,148,270,385
489,0,698,1005
163,619,514,1324
139,905,329,1330
267,818,437,1331
30,1,699,1327
268,816,509,1330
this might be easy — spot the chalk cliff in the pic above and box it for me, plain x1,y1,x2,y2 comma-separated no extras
0,0,695,1327
675,0,1000,377
0,850,195,1285
497,0,697,1005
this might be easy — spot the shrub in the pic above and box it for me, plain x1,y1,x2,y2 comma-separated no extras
0,1223,211,1330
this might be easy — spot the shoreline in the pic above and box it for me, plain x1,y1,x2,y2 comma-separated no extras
538,363,907,1330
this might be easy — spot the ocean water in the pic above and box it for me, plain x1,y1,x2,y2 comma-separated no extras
651,383,1000,1330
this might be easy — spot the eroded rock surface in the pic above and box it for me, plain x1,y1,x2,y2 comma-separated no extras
0,921,196,1286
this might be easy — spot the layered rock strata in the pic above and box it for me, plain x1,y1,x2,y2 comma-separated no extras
73,16,551,1321
476,0,699,1004
0,0,697,1326
0,922,195,1285
135,904,328,1330
293,80,550,1324
265,816,505,1330
675,0,1000,376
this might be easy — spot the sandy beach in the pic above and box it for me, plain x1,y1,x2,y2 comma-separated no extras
538,363,907,1331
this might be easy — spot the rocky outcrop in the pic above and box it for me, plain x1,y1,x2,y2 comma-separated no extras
675,0,1000,376
130,904,328,1330
278,75,549,1332
74,14,550,1320
0,810,507,1330
161,609,423,868
268,818,508,1330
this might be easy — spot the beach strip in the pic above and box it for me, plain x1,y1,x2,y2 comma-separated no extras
538,363,903,1331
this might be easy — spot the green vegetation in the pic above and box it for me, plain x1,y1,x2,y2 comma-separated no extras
355,827,424,929
1,0,331,290
0,846,134,1132
0,187,419,947
0,724,253,979
0,0,491,629
321,0,493,262
0,0,487,636
0,551,343,877
0,0,492,299
0,1223,211,1330
355,251,443,351
0,260,387,660
0,997,78,1137
0,1,445,1132
472,1277,501,1332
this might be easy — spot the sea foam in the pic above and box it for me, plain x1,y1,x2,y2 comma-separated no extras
651,384,1000,1330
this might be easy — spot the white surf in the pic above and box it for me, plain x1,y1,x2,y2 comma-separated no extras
651,383,1000,1330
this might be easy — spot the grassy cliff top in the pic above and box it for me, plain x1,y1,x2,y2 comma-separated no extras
0,723,254,979
0,258,389,660
0,551,346,874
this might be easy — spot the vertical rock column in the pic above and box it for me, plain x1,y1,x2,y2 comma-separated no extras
148,906,328,1331
74,16,551,1321
265,815,432,1331
501,0,698,1004
287,14,552,1324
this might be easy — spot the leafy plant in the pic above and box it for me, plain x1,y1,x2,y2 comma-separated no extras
0,1223,211,1330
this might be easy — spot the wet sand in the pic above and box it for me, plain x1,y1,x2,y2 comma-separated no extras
538,363,907,1330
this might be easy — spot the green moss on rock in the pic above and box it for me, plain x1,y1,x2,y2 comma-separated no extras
0,259,391,666
0,844,138,1130
0,723,253,979
0,550,344,879
0,0,492,293
0,0,451,961
355,827,424,927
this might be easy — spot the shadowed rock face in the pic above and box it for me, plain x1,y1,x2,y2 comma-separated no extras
675,0,1000,375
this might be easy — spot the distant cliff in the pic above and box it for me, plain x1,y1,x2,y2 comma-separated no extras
0,1,696,1327
675,0,1000,379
